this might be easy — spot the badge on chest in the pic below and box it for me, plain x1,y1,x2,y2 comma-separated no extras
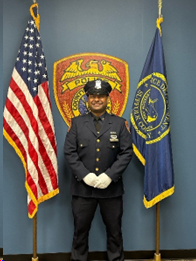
110,132,119,142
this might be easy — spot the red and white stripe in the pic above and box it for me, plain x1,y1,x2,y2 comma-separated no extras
3,68,59,217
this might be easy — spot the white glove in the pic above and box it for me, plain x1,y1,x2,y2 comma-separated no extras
94,173,112,189
83,173,99,187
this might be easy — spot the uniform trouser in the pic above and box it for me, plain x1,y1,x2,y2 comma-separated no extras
71,196,124,261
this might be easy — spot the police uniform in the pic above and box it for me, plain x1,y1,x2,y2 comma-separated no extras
64,80,133,261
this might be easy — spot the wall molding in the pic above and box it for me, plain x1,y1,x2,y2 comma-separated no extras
3,249,196,261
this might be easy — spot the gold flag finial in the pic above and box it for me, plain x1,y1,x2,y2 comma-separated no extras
156,17,163,36
30,3,40,32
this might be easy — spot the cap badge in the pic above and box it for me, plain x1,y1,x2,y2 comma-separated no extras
95,80,102,89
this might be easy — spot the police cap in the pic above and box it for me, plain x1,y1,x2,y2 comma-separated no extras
84,80,112,96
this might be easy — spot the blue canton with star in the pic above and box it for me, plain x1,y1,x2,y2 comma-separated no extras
15,17,48,98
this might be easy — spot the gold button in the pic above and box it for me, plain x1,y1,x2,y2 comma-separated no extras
96,148,100,152
95,168,99,171
97,139,100,143
112,145,115,148
96,158,99,162
80,144,83,147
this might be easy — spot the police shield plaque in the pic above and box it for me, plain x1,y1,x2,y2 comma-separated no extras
53,53,129,126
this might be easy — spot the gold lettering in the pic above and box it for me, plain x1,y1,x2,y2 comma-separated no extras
161,112,170,130
147,132,151,139
157,80,161,86
138,121,146,132
135,115,141,121
160,83,167,95
75,79,81,86
150,77,161,87
136,90,143,97
150,77,156,84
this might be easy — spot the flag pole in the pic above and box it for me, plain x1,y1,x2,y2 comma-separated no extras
154,202,161,261
32,213,39,261
158,0,162,18
154,0,162,253
32,2,38,259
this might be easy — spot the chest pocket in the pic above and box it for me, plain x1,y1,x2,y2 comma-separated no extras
107,141,120,150
77,139,89,149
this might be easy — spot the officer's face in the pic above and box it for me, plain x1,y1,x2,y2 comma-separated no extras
88,94,109,115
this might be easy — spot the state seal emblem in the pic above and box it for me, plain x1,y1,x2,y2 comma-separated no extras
131,72,170,144
53,53,129,126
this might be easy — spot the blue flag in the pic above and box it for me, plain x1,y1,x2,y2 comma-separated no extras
130,18,174,208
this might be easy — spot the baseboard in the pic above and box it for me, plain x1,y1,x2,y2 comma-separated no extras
3,249,196,261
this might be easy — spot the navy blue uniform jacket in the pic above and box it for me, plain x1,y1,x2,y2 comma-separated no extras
64,112,133,198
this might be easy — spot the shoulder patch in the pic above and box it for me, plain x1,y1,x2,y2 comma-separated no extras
67,121,72,132
125,121,130,133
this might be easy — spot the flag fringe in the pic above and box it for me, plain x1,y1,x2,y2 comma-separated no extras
132,143,145,166
28,207,37,219
26,182,59,218
143,186,175,208
3,128,59,219
3,128,28,176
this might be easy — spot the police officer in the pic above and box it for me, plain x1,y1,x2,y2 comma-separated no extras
64,79,133,261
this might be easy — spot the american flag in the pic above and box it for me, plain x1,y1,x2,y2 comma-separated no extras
3,4,59,218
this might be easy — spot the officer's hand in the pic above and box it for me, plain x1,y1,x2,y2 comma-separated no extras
94,173,112,189
83,173,99,187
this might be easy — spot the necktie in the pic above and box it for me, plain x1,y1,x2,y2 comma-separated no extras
95,117,101,132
